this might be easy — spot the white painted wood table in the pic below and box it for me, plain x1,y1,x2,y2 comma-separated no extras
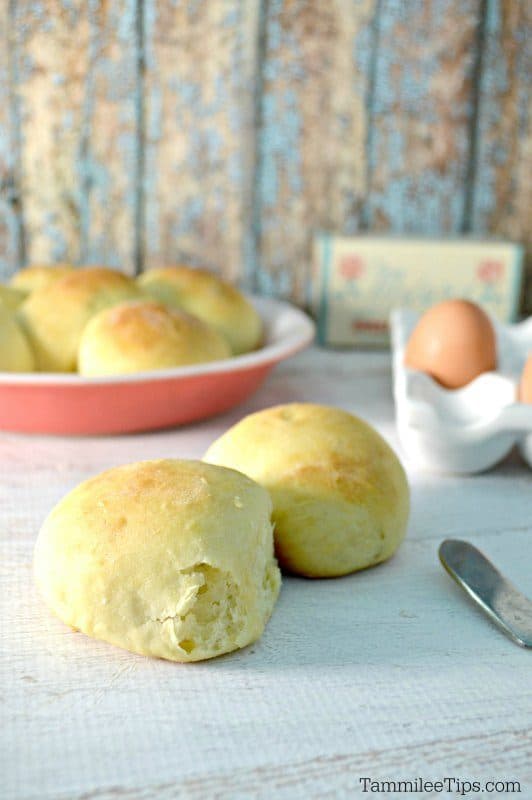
2,348,531,800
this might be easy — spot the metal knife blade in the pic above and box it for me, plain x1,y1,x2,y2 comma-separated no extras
439,539,532,648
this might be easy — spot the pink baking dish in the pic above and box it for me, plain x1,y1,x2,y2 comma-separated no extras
0,296,314,435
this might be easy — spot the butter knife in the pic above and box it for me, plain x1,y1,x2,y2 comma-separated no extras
439,539,532,648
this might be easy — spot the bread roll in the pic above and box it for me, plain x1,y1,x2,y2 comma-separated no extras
0,304,35,372
19,267,142,371
138,266,262,355
0,284,28,310
10,264,74,294
78,300,231,376
34,459,281,662
204,403,410,578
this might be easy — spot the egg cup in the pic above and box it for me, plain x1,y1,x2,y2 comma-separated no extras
391,308,532,473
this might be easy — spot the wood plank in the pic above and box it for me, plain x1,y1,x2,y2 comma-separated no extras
80,0,140,274
12,0,138,271
470,0,532,312
3,527,532,799
142,0,258,284
0,2,22,280
366,0,481,234
256,0,377,303
1,349,532,797
13,0,91,264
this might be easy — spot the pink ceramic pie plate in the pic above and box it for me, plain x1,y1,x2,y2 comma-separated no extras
0,296,315,435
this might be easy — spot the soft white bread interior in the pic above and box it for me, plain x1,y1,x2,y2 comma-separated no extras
34,459,281,662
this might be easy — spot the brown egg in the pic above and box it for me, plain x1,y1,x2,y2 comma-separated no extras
519,355,532,403
404,299,497,389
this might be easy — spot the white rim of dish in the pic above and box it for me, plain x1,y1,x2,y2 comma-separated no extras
0,295,315,386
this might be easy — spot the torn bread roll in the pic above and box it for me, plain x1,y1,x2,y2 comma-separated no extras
34,459,281,662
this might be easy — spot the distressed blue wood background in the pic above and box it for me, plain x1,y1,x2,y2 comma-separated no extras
0,0,530,307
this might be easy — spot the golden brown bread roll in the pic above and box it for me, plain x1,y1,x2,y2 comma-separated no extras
204,403,410,578
0,284,28,310
10,264,74,294
138,266,262,355
18,266,142,371
34,459,281,662
78,300,231,376
0,304,35,372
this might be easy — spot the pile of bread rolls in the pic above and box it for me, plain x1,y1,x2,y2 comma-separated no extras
0,264,262,374
34,403,410,663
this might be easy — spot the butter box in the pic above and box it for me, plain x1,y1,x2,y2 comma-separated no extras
311,235,524,347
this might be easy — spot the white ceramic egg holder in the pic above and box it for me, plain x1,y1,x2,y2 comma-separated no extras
390,309,532,473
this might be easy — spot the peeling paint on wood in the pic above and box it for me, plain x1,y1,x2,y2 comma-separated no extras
12,0,138,272
80,0,140,274
471,0,532,311
0,2,22,279
366,0,481,234
142,0,258,283
13,0,91,264
0,0,530,306
256,0,377,304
